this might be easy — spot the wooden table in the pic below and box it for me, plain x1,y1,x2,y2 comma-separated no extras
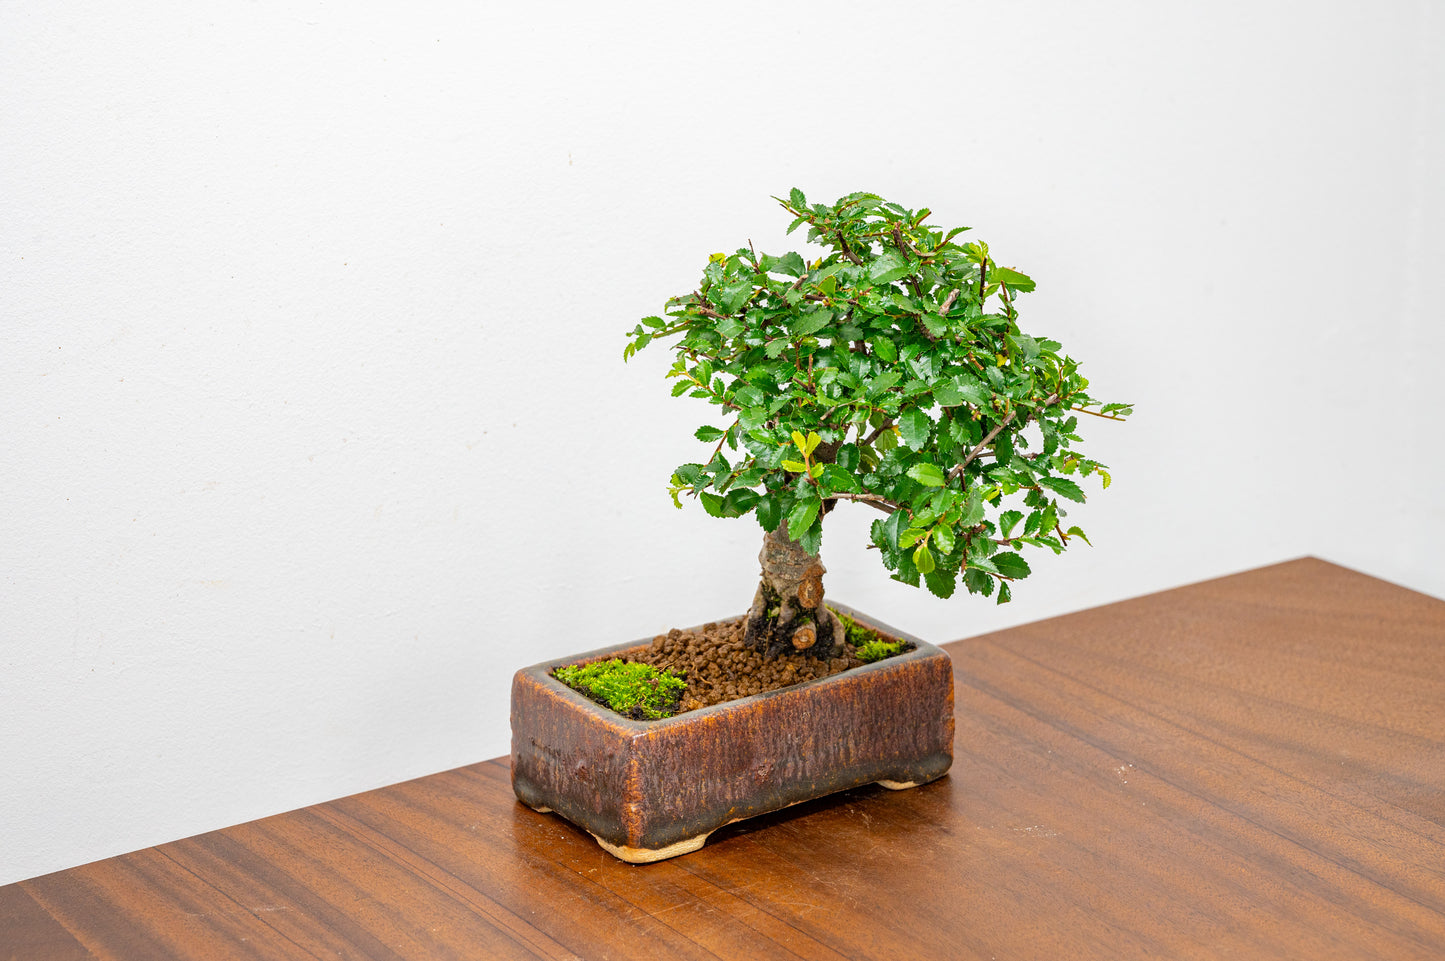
4,558,1443,960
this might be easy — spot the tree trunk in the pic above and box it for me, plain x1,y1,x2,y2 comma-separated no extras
742,522,845,660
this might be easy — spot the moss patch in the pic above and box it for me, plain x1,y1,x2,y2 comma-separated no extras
553,659,687,720
855,638,905,662
830,608,910,663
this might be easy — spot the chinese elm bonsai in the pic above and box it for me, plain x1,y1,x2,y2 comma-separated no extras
625,189,1129,662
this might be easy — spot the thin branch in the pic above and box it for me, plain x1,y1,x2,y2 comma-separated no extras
950,411,1018,481
862,419,896,447
938,288,959,316
828,491,901,514
1071,405,1127,421
949,393,1058,481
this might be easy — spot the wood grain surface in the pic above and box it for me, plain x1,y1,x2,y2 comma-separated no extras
4,558,1443,960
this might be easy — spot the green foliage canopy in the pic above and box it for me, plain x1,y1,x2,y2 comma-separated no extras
626,190,1130,604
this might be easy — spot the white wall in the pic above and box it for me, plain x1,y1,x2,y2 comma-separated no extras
3,0,1440,885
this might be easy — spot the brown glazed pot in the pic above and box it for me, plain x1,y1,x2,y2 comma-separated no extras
510,602,954,863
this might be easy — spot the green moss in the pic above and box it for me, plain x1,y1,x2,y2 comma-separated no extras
855,638,905,663
553,659,687,720
830,607,909,663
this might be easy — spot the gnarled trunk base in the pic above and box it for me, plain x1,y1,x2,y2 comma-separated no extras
743,524,844,660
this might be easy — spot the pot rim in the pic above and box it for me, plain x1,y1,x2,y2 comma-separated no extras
516,600,942,731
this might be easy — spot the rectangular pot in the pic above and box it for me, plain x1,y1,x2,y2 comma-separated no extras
510,602,954,863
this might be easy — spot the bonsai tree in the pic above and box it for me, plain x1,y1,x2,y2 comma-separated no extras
625,190,1129,660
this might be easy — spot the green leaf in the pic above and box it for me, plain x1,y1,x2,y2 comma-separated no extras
789,187,806,209
1037,475,1086,502
906,462,946,487
932,378,963,407
755,492,783,532
994,429,1014,465
867,370,902,397
899,408,933,449
724,489,760,516
809,462,824,479
912,543,936,574
996,580,1012,605
1065,525,1092,546
775,251,806,277
899,528,925,550
699,492,726,517
964,567,994,597
953,375,992,406
868,251,911,286
694,425,726,442
991,552,1031,579
836,443,860,472
788,497,821,540
790,309,832,337
924,565,957,599
781,459,808,473
872,337,897,363
999,510,1024,537
991,266,1035,292
877,509,906,552
715,281,753,314
960,487,986,526
932,524,956,556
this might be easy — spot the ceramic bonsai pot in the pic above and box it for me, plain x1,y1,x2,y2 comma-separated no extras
510,602,953,863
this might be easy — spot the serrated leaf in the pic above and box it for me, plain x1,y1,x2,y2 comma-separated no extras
694,425,726,442
872,337,897,363
699,492,726,517
724,489,760,516
912,543,936,574
1037,475,1086,503
932,524,955,555
877,509,906,552
781,459,808,473
899,528,924,550
755,492,783,532
992,552,1031,579
868,251,911,285
764,339,789,359
790,309,832,337
996,580,1012,605
953,375,991,406
964,567,994,597
787,497,821,540
961,487,986,526
867,370,902,397
809,462,824,479
1065,525,1092,546
924,565,957,598
932,378,963,407
789,187,806,209
991,266,1035,292
715,281,754,314
899,408,933,449
999,509,1024,537
775,251,806,277
906,462,946,487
